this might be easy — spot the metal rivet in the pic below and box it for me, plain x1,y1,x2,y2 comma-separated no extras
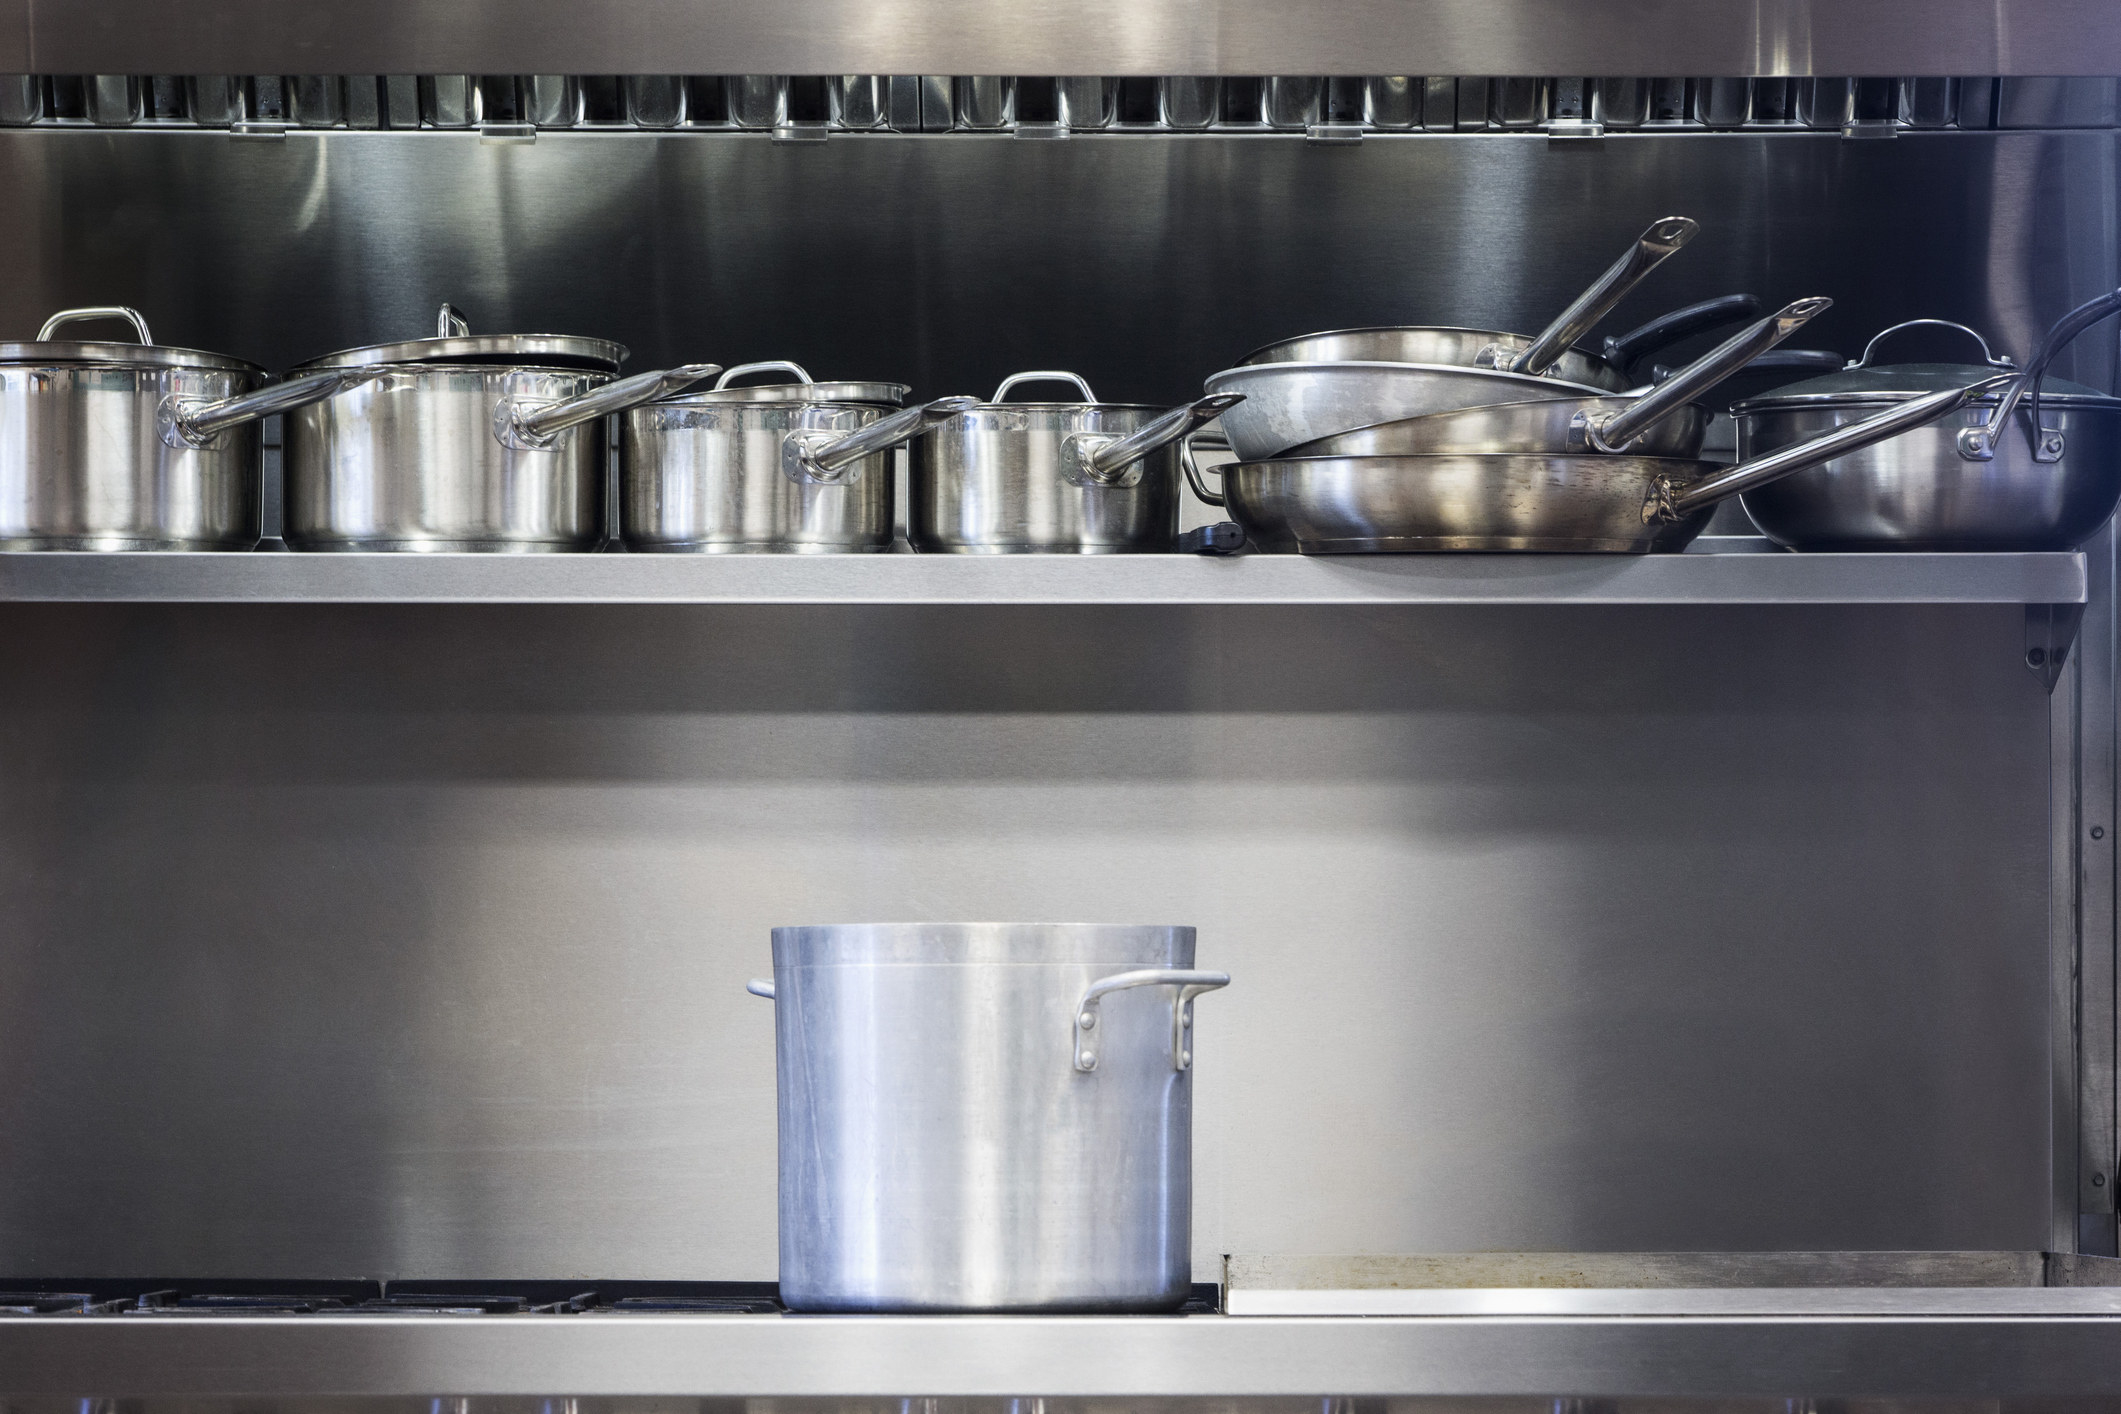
1078,1011,1096,1029
2098,1173,2108,1187
2095,826,2107,840
2028,647,2048,667
1180,1051,1192,1065
1080,1052,1096,1069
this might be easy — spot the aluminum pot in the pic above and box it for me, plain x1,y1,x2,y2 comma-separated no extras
747,922,1230,1312
0,306,361,550
1733,295,2121,551
623,361,965,554
908,371,1241,553
283,304,720,552
1204,377,2008,554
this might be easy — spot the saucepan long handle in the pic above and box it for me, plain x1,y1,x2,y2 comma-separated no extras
158,367,386,448
505,363,725,447
1510,216,1699,376
1659,373,2016,519
1075,394,1247,485
1072,968,1230,1074
1589,296,1831,452
789,396,982,484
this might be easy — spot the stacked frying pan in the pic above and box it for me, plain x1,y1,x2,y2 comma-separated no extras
1195,219,2112,554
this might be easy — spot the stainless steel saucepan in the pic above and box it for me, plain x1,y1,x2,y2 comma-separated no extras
0,307,368,550
1240,217,1703,387
624,361,968,554
909,372,1242,553
283,304,721,552
1278,297,1831,461
1733,291,2121,551
1202,376,2011,554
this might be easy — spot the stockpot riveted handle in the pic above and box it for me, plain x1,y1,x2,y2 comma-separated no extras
1653,373,2017,521
157,367,389,449
498,363,725,449
785,395,982,484
1072,968,1231,1074
1582,296,1830,453
1503,216,1699,377
1180,427,1232,507
716,360,815,389
37,306,155,344
993,370,1098,403
437,303,471,338
1852,319,2016,373
746,978,775,998
1066,393,1247,487
1962,286,2121,465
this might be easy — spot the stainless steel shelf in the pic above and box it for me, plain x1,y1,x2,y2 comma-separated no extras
5,0,2119,78
0,547,2085,606
11,1297,2121,1400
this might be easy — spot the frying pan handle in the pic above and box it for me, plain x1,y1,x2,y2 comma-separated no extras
1071,394,1246,486
1181,428,1231,507
1072,968,1230,1074
37,306,155,344
157,367,385,448
1589,296,1830,452
501,363,725,448
1508,216,1698,376
1659,373,2016,519
1650,349,1843,383
786,395,981,484
1967,286,2121,464
1601,293,1760,371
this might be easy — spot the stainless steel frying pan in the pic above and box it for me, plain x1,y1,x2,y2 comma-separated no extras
1196,376,2012,554
1277,297,1832,461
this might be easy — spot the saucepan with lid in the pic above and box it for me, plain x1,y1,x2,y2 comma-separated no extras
908,371,1242,553
1732,292,2121,551
283,304,721,552
0,306,367,550
623,360,973,553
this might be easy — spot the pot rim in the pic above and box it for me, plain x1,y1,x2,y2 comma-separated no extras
770,921,1197,967
295,333,627,373
0,341,263,374
1240,324,1606,364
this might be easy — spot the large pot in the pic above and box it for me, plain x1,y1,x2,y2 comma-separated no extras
283,304,719,552
0,306,357,550
909,371,1240,553
623,361,960,554
747,922,1230,1312
1732,297,2121,551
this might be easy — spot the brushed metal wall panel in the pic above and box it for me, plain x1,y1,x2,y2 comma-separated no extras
0,131,2109,409
0,602,2055,1277
17,0,2121,77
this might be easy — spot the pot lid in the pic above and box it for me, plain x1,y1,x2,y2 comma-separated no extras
770,922,1197,968
0,306,261,374
294,303,626,373
1735,317,2121,412
659,360,907,406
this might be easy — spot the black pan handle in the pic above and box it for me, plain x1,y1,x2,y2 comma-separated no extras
1649,348,1844,383
1603,293,1762,370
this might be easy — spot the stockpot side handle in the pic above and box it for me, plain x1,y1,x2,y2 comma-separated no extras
1072,394,1246,485
716,360,814,390
747,978,776,999
37,306,154,344
157,367,388,448
789,395,982,483
502,363,725,448
1852,318,2015,372
1589,296,1830,452
1600,293,1760,371
1180,427,1231,507
993,370,1098,403
1072,968,1231,1074
1507,216,1699,376
1971,286,2121,464
1659,373,2017,519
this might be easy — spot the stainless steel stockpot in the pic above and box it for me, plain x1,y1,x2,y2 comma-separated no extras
622,361,962,554
283,304,719,552
0,307,358,550
747,922,1230,1312
1733,298,2121,551
909,372,1241,553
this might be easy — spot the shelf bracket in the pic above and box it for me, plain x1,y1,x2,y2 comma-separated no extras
2027,602,2086,692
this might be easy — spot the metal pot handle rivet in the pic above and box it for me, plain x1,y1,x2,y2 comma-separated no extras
36,306,155,344
1071,968,1230,1073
